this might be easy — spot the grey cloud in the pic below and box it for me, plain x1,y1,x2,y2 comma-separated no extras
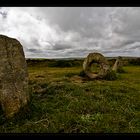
102,50,130,54
26,48,43,53
39,7,113,39
111,8,140,39
52,43,73,50
0,7,140,58
64,48,95,57
110,40,135,50
128,45,140,50
0,11,7,18
121,40,135,47
30,38,40,47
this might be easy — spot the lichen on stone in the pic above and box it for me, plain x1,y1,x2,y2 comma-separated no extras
0,34,29,118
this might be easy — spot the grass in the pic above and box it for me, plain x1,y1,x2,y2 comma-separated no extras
90,63,101,74
0,61,140,133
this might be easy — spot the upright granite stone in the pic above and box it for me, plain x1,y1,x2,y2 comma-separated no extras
112,56,123,72
0,35,29,118
83,52,111,79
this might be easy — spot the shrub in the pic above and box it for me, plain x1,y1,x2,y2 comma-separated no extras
103,70,117,81
128,58,140,66
117,67,125,73
65,72,76,77
79,70,86,77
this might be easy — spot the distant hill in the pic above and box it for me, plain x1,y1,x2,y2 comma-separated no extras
26,56,140,67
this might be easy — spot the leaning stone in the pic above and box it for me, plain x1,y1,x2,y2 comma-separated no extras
112,56,123,72
0,35,29,118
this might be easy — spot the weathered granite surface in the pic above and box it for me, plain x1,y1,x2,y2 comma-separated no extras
0,35,29,118
112,56,123,72
83,52,111,79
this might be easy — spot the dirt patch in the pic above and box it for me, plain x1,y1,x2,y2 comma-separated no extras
70,75,86,83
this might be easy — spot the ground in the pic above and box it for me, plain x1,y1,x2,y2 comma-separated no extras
0,61,140,133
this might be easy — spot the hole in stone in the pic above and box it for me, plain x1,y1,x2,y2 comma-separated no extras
89,62,101,74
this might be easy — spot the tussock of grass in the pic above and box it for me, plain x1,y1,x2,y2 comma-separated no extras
117,67,126,73
78,70,86,77
103,70,117,81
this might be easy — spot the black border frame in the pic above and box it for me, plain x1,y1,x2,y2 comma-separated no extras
0,0,140,138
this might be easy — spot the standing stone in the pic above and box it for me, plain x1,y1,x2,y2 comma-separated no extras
83,52,111,79
0,35,29,118
112,56,123,72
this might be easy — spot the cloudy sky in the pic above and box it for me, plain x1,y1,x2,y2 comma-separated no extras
0,7,140,58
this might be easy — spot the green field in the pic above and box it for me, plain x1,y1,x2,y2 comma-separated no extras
0,60,140,133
